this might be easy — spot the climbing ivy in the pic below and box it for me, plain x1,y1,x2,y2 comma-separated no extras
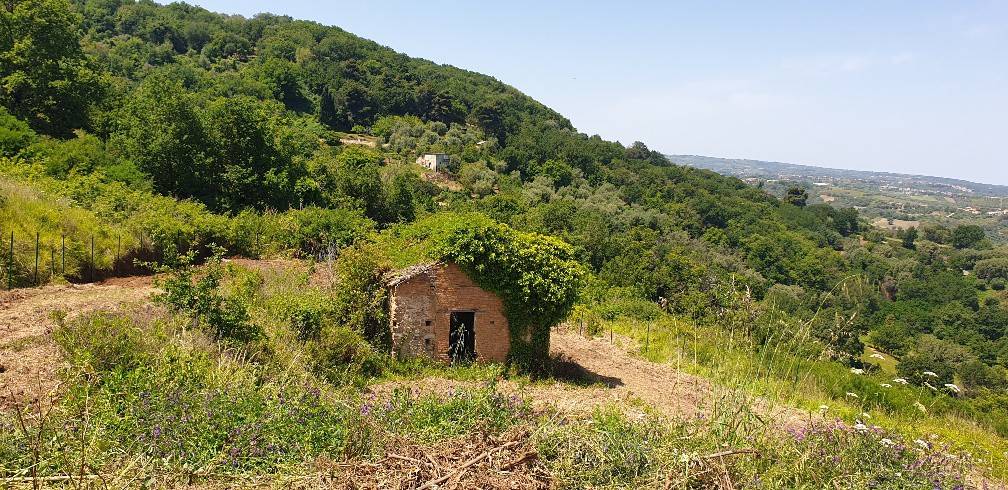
382,213,585,373
441,215,585,373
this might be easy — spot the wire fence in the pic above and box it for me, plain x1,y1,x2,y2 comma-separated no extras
1,226,343,291
1,228,198,290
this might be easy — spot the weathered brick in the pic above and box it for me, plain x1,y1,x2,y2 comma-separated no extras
387,262,509,363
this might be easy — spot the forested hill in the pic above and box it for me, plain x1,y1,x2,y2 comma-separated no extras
3,0,1008,460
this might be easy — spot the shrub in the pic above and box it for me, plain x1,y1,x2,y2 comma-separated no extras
329,243,390,346
0,107,35,157
306,323,383,384
156,248,261,344
53,312,149,374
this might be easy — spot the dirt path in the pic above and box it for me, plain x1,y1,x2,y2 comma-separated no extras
375,328,719,421
546,327,713,419
375,326,810,431
0,278,155,408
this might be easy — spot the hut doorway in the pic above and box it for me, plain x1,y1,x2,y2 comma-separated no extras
449,311,475,363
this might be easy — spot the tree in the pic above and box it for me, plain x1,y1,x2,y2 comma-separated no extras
951,224,986,249
785,186,808,207
0,105,35,156
0,0,103,136
109,76,211,202
204,96,286,211
975,258,1008,281
329,146,384,219
901,226,918,250
896,335,972,387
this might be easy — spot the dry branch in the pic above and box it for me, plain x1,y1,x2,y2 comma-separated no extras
701,448,760,460
416,440,521,490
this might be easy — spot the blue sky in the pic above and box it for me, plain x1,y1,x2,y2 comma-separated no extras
187,1,1008,184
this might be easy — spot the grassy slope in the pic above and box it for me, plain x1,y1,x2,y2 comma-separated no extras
0,1,1005,486
0,262,986,488
603,314,1008,480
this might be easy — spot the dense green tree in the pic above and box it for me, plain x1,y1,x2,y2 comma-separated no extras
952,224,986,249
785,186,808,207
0,0,103,135
204,96,288,211
976,258,1008,281
901,226,918,250
108,76,211,202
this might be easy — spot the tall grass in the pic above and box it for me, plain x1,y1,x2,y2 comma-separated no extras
536,406,973,489
591,300,1008,480
0,178,136,285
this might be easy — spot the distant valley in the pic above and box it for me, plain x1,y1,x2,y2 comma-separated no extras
669,154,1008,241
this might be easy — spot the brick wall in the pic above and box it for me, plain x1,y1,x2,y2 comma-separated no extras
389,262,510,363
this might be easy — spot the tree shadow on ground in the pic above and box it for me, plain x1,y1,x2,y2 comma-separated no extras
550,354,624,388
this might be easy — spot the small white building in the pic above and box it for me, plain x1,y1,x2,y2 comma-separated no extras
416,153,449,172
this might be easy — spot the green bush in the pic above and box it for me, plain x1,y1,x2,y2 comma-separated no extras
329,243,390,346
306,323,383,384
0,107,35,157
156,248,261,344
53,312,149,374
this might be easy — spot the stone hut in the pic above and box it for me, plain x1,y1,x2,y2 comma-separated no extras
416,153,449,172
384,261,509,363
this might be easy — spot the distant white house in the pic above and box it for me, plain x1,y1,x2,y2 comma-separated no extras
416,153,449,172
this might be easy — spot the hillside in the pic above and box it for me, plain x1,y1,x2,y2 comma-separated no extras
2,0,1008,487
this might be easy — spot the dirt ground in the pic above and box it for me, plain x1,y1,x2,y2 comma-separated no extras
374,327,809,431
0,278,155,409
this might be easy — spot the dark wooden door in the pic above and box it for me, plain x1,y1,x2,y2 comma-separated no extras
449,311,475,363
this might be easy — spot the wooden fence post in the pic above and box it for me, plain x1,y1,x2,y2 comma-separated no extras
34,232,39,285
7,231,11,290
646,322,650,354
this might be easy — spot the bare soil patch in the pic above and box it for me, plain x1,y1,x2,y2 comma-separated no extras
375,329,712,420
0,280,155,409
374,326,811,432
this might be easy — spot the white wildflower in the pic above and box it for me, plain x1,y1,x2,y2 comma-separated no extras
943,383,961,393
880,438,894,446
861,412,871,419
923,371,938,378
845,392,859,399
914,439,929,448
914,401,927,413
880,383,892,388
870,353,885,360
853,423,869,431
818,405,829,412
850,368,865,375
893,378,909,385
923,382,937,391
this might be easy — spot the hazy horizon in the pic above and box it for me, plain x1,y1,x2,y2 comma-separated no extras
179,0,1008,185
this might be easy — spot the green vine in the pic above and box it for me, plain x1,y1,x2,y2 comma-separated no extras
429,214,585,374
